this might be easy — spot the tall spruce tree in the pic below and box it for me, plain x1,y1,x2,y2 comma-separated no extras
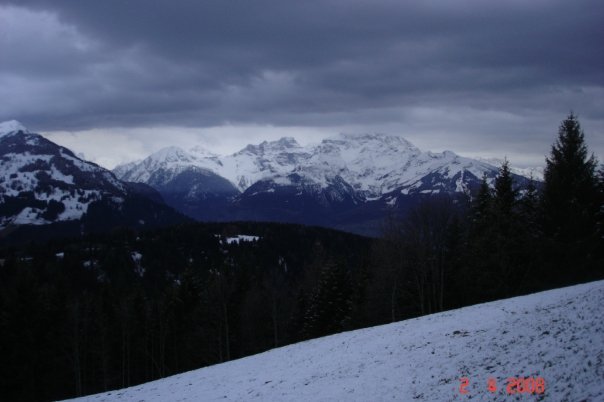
473,173,493,220
489,160,522,297
543,113,598,240
464,161,532,301
302,260,352,339
542,113,600,281
516,175,544,292
463,173,497,303
596,166,604,257
493,159,517,216
519,175,539,230
471,173,492,230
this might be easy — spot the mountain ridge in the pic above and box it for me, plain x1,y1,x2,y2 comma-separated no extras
115,133,525,197
112,132,534,235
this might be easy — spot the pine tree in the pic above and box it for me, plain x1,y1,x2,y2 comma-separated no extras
302,260,352,339
493,159,517,216
519,175,540,229
596,166,604,257
542,113,600,282
464,161,529,301
473,173,492,224
543,113,599,241
462,174,495,303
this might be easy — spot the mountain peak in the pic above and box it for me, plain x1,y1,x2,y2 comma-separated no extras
189,144,217,158
336,133,417,149
275,136,300,148
149,146,191,162
239,137,302,155
0,120,29,137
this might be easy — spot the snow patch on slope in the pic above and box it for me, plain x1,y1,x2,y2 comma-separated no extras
224,234,261,244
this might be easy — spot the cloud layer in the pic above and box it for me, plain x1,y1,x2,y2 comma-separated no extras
1,0,603,166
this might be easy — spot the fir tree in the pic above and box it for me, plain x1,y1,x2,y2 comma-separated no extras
302,260,352,339
542,113,600,282
519,174,540,230
493,159,517,216
596,166,604,256
543,113,599,241
472,173,492,226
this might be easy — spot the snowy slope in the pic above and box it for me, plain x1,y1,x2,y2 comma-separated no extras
67,280,604,402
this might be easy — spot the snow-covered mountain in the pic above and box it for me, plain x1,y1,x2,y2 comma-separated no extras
66,280,604,402
0,121,186,240
116,133,511,198
116,137,312,193
114,133,532,234
0,120,126,227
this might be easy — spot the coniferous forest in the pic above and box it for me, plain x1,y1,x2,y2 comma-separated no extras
0,114,602,401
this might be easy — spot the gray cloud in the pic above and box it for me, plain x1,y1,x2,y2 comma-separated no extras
0,0,603,164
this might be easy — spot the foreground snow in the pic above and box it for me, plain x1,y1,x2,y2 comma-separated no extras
68,281,604,402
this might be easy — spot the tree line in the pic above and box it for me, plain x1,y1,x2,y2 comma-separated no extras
376,113,602,318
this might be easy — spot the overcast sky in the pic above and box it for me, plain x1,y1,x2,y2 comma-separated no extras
1,0,602,169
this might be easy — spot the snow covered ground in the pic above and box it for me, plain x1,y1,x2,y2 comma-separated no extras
67,281,604,402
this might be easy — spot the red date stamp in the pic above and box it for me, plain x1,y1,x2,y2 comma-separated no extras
459,376,545,396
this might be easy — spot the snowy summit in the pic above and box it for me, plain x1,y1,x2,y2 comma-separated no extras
0,120,28,137
66,280,604,402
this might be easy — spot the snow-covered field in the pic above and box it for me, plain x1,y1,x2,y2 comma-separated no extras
67,281,604,402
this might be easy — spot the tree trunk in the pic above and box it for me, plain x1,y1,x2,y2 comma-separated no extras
222,302,230,361
71,301,82,397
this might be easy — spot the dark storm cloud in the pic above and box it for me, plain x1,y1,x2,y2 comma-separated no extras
1,0,603,149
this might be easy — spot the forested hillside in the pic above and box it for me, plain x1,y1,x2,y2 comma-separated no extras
0,222,373,401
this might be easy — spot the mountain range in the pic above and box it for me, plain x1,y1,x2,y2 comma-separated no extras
0,120,536,239
114,133,535,235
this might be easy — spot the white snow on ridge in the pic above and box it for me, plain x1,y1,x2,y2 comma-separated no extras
67,280,604,402
0,120,28,137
